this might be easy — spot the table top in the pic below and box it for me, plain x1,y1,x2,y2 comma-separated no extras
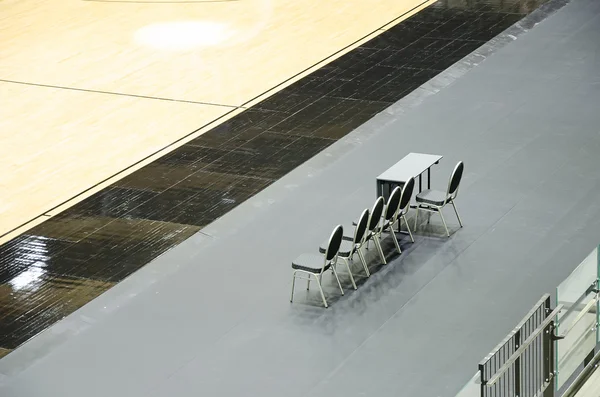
376,152,443,183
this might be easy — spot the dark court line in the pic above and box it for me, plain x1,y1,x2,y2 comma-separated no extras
0,79,238,108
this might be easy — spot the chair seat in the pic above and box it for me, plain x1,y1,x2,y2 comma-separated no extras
292,253,330,273
319,239,353,256
415,189,448,206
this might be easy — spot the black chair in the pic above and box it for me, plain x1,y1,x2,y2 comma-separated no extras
319,208,370,288
290,225,345,308
397,177,416,242
414,161,464,237
358,196,387,265
378,186,403,254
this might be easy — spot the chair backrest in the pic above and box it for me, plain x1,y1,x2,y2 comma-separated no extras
353,208,370,245
383,186,402,222
368,196,385,232
446,161,464,199
398,177,415,215
324,225,344,262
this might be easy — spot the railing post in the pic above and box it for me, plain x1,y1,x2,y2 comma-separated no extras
515,329,521,397
544,295,555,397
479,363,486,397
543,322,555,397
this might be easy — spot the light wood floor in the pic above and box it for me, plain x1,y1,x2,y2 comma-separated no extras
0,0,434,243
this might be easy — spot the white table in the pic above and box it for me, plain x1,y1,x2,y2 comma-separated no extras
376,152,443,198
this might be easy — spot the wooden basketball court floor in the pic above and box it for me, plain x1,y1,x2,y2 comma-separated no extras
0,0,436,244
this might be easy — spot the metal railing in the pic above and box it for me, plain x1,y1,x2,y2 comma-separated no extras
479,294,562,397
555,280,599,394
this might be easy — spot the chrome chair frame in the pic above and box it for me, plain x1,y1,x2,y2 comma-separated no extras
364,196,387,264
378,186,403,254
323,208,370,286
378,178,416,255
395,177,416,243
290,225,345,308
414,161,464,237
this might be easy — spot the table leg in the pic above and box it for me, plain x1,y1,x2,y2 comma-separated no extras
427,167,431,190
383,183,392,201
418,174,422,193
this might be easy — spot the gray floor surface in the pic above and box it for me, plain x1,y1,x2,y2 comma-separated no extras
1,0,600,395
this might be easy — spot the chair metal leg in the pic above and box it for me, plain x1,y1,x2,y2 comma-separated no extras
438,208,450,237
373,235,387,264
414,207,420,230
290,272,297,302
307,278,310,290
402,215,415,242
330,266,344,296
340,257,357,290
451,201,463,227
313,274,328,308
357,248,370,277
390,228,402,254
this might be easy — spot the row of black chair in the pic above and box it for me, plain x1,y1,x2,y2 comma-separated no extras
290,178,415,308
290,161,464,308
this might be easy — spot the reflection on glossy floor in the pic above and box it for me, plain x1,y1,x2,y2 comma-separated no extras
0,0,550,357
0,0,433,240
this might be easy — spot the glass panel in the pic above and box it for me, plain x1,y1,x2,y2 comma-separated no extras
555,247,598,390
